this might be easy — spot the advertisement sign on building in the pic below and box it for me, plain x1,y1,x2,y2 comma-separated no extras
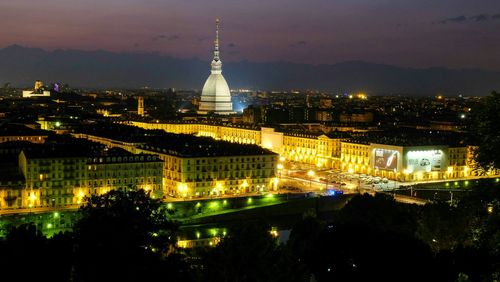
406,150,444,172
374,149,398,170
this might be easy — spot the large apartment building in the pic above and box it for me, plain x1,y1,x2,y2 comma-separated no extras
340,132,477,181
0,123,48,144
1,145,164,210
74,123,279,199
138,143,278,198
131,121,485,181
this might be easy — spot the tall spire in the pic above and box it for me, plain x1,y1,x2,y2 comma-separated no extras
199,17,233,115
214,18,220,61
211,18,222,74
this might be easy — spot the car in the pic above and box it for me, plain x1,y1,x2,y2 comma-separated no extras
340,182,347,186
306,192,317,198
325,189,344,196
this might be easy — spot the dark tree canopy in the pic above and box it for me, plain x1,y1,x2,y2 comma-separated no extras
2,188,500,281
199,221,308,282
73,189,184,282
469,91,500,170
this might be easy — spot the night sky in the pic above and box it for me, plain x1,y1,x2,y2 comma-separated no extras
1,0,500,69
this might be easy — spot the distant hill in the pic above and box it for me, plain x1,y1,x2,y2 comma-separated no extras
0,45,498,95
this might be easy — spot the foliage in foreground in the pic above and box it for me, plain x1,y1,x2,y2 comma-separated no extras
0,188,499,281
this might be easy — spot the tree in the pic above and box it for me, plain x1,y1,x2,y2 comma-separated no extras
287,214,324,274
335,193,419,237
417,203,473,253
199,220,308,282
288,196,436,282
0,223,73,282
469,91,500,170
73,189,185,282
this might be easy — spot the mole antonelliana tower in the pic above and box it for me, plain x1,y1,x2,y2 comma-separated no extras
198,18,234,115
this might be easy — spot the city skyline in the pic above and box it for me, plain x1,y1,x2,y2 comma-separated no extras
1,0,500,69
1,1,500,281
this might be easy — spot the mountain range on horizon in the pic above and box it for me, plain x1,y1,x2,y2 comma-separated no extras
0,44,499,95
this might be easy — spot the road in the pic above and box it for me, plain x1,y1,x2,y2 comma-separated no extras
278,168,432,205
0,205,80,215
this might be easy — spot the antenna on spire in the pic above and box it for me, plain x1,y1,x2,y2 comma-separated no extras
214,18,220,61
210,18,223,73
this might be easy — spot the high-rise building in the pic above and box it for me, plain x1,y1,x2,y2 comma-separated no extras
198,18,234,115
138,96,145,116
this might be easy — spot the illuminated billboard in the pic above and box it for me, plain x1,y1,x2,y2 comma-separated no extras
374,149,398,170
406,150,444,172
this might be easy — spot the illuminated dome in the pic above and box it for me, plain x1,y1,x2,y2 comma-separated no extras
198,18,234,115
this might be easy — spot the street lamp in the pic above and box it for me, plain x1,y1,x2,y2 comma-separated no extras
487,205,494,214
240,180,249,194
29,192,36,208
177,183,188,199
277,164,284,178
307,170,315,189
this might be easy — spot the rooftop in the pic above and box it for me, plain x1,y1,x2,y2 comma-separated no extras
81,123,276,157
344,129,466,147
0,123,47,136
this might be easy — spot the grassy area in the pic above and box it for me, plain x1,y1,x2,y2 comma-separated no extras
165,193,288,221
394,177,500,201
0,193,354,239
178,194,354,240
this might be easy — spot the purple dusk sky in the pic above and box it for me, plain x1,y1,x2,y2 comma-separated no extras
1,0,500,69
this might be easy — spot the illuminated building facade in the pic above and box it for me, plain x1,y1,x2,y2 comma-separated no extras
281,133,319,165
339,112,374,123
5,147,164,210
341,141,371,174
130,121,491,181
149,150,278,198
133,121,346,169
22,80,50,98
84,154,163,198
19,151,87,207
73,127,278,199
340,141,475,181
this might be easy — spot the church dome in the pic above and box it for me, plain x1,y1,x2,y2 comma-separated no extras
198,18,234,115
199,73,233,113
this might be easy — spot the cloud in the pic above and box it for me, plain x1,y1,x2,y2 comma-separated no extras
439,15,467,24
289,40,307,47
227,43,236,48
437,13,500,24
469,14,489,22
152,34,181,41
